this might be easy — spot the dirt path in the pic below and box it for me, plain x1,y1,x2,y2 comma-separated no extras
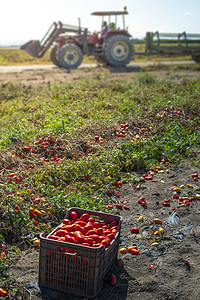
0,60,194,73
0,60,197,88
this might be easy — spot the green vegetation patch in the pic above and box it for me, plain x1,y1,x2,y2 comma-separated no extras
0,76,199,252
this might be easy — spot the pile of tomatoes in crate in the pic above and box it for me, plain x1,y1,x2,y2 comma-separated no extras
48,210,119,250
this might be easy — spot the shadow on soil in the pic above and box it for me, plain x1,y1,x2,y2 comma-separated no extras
37,265,131,300
107,66,142,73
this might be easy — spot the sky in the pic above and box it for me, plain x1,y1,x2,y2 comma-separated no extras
0,0,199,46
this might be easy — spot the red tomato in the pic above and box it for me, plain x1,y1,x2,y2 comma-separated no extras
92,243,101,247
116,259,123,268
98,235,107,242
87,217,95,223
86,229,97,236
79,213,90,222
84,237,93,245
0,288,7,297
90,234,100,243
131,249,140,255
102,225,109,230
103,229,111,236
111,225,118,231
55,229,68,237
192,173,198,177
48,235,60,240
70,211,78,220
65,234,77,243
162,202,170,207
67,231,77,239
96,227,103,235
136,183,141,190
84,222,93,232
107,233,115,240
101,238,111,248
32,220,38,226
130,228,139,234
56,224,66,230
74,224,85,234
124,205,130,210
100,221,107,226
65,224,75,232
108,221,118,228
116,204,123,209
138,196,145,204
82,243,91,246
63,218,71,225
109,274,117,285
75,220,87,227
74,231,85,243
93,221,101,229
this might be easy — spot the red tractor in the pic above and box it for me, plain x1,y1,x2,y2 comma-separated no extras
21,7,134,69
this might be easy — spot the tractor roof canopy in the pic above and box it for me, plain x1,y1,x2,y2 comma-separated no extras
91,11,128,16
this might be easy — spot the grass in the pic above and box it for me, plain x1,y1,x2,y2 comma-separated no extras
0,65,200,285
0,46,193,66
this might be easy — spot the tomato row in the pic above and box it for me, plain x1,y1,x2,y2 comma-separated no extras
48,211,119,250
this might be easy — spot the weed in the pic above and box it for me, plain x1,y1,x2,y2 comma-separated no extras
137,71,156,84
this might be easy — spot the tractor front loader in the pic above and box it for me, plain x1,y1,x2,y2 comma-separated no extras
21,8,134,69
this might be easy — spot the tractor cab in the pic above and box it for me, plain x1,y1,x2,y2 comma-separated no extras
91,6,130,40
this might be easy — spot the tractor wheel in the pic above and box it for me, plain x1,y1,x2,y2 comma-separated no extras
103,34,134,67
192,52,200,63
50,45,61,67
58,44,83,69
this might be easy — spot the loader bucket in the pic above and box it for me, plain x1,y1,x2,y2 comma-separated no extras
20,40,42,57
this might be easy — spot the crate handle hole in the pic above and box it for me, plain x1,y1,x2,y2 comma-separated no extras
58,246,77,254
